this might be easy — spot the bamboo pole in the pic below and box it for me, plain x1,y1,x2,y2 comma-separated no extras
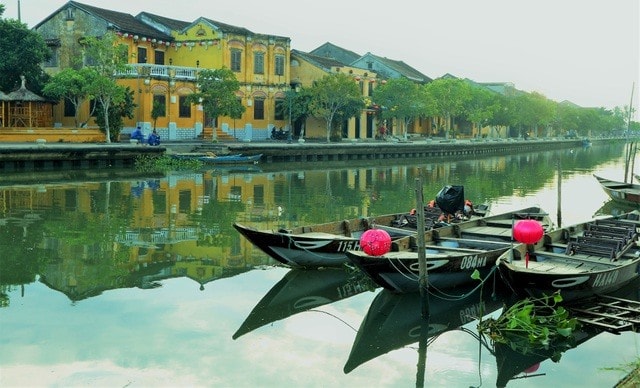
415,178,429,319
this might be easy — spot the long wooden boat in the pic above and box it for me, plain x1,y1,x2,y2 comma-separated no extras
233,268,374,340
594,174,640,205
345,206,552,293
344,280,510,374
233,204,489,269
496,211,640,302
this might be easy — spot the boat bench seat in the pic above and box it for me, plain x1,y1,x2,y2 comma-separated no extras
566,241,617,260
575,236,625,251
587,221,637,237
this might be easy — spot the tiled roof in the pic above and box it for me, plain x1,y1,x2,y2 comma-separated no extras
200,17,254,36
364,53,432,83
310,42,361,66
292,49,346,71
34,1,173,41
136,12,191,32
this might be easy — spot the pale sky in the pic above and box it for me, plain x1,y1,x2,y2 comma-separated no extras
4,0,639,116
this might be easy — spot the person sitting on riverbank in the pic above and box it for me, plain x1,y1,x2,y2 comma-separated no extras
131,126,144,144
148,130,160,146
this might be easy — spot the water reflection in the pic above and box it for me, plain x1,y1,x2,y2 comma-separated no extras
233,267,376,339
344,275,510,374
492,276,640,387
1,142,638,386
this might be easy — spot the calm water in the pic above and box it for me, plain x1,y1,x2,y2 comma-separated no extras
2,142,640,387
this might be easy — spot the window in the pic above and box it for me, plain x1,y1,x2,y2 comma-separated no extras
253,185,265,206
231,49,242,72
275,55,285,76
137,47,147,64
153,95,166,117
44,47,58,67
253,98,264,120
254,52,264,74
179,96,191,118
274,99,285,120
154,50,164,65
63,98,76,117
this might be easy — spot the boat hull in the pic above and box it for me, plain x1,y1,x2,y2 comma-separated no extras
496,211,640,301
594,174,640,205
346,244,509,293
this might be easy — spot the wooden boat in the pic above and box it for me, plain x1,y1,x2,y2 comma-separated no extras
232,268,374,340
233,203,489,269
594,174,640,205
172,153,263,164
345,206,552,293
496,211,640,302
344,280,509,374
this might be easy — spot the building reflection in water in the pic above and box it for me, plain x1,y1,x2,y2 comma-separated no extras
0,144,623,306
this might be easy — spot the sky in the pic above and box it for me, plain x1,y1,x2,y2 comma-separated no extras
3,0,639,116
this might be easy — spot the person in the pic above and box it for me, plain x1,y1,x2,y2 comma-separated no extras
464,199,475,216
131,126,144,144
148,129,161,146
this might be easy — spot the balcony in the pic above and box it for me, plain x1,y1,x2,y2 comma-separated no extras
118,64,198,81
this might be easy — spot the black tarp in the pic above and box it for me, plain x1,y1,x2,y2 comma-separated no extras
435,185,465,215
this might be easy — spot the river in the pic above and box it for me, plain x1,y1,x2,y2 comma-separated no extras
1,141,639,387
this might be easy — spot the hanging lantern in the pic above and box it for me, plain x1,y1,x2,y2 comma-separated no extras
360,229,391,256
513,219,544,268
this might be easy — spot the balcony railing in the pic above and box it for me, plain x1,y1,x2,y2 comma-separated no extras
118,64,198,81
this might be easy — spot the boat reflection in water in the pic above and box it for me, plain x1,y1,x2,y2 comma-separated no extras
492,276,640,387
344,274,510,374
233,267,377,339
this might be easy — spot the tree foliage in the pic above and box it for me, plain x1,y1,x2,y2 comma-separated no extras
82,32,129,143
42,67,99,128
308,73,364,142
185,68,244,132
95,87,136,142
0,7,50,93
373,78,435,140
425,78,472,138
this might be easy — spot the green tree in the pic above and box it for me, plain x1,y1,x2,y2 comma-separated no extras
464,86,499,138
82,32,129,143
42,67,99,128
425,78,471,139
308,73,364,142
95,87,135,142
151,98,165,131
373,78,434,141
185,68,243,141
0,6,50,93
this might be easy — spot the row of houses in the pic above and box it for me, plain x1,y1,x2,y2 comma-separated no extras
8,1,520,142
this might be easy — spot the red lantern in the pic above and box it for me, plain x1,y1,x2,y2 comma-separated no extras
360,229,391,256
513,220,544,244
513,219,544,268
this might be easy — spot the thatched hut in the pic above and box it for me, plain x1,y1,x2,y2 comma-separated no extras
6,76,53,128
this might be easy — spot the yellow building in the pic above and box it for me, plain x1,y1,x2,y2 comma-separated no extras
34,1,292,141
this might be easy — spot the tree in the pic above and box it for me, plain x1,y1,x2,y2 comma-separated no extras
425,78,471,139
82,32,129,143
0,6,50,93
308,73,364,142
151,99,165,131
185,68,243,141
373,78,434,141
95,87,136,142
42,67,99,128
464,86,499,138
